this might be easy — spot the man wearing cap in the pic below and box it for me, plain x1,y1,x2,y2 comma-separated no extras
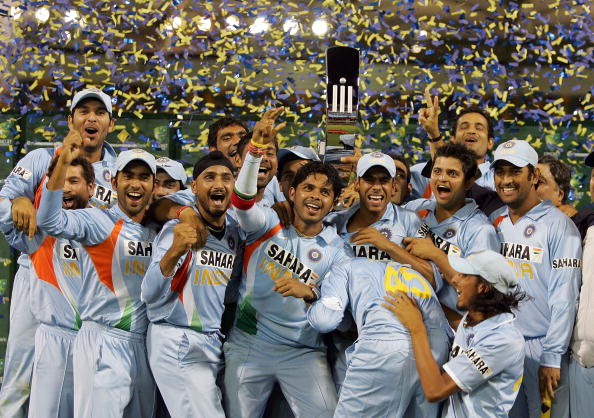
490,139,582,418
403,143,500,317
153,157,187,201
37,138,157,417
0,87,118,417
276,145,320,201
568,150,594,417
384,250,526,418
142,151,241,417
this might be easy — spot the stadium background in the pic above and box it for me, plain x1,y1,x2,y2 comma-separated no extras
0,0,592,382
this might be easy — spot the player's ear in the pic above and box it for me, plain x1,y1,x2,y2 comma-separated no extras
111,173,118,190
354,177,360,193
191,179,199,194
87,181,95,198
67,114,74,130
288,186,296,203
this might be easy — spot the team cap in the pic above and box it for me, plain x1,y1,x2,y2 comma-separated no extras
115,149,156,174
491,140,538,169
156,157,187,183
448,250,518,294
70,88,113,116
356,151,396,178
278,146,320,167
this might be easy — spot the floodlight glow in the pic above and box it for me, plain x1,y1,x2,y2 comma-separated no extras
283,18,299,35
35,7,50,23
65,9,79,23
226,16,240,30
10,6,23,19
312,19,328,36
172,16,182,29
249,17,269,34
197,16,211,31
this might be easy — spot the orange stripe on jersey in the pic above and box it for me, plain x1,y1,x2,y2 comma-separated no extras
84,218,124,294
492,215,506,227
243,223,282,273
33,147,62,209
422,183,432,199
417,209,431,219
30,236,60,291
170,250,193,304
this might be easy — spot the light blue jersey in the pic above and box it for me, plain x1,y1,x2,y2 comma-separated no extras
406,198,500,310
233,206,351,349
491,201,582,368
0,143,117,208
409,161,495,202
142,210,242,332
308,259,449,337
443,313,525,418
325,202,422,261
37,187,156,334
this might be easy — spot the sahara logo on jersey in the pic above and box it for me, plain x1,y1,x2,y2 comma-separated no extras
451,344,494,377
264,242,319,284
552,258,581,269
351,245,390,261
125,240,153,257
500,242,543,263
196,250,235,269
417,224,461,256
11,166,32,180
93,184,117,206
60,243,80,260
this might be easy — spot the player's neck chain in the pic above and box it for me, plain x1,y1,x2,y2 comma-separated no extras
196,208,226,238
294,226,317,239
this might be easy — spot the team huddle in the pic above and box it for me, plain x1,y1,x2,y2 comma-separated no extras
0,87,591,418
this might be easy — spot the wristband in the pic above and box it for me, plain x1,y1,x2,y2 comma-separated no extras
250,140,268,149
247,143,264,155
429,134,443,143
175,205,191,219
306,284,321,302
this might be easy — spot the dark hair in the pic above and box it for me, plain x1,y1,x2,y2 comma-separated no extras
47,156,95,185
453,107,494,140
192,151,235,179
292,161,343,199
434,143,479,181
386,152,411,183
469,277,528,316
156,167,186,190
538,155,571,203
207,117,248,149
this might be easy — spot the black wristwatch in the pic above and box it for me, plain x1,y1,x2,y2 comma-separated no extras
429,134,443,143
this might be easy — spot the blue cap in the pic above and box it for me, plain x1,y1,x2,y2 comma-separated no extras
491,140,538,169
115,149,156,174
448,250,518,294
356,151,396,178
277,146,320,168
156,157,187,183
70,88,113,116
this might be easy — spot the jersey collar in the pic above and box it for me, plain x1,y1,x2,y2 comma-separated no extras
498,200,552,223
424,198,479,224
461,312,516,331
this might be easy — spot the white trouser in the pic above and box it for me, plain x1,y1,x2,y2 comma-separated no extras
28,324,77,418
569,354,594,418
73,321,156,418
146,322,224,418
0,266,38,418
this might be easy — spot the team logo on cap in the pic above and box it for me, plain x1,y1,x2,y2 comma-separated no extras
227,236,235,250
132,148,145,154
444,228,457,239
524,224,536,238
502,141,515,149
379,227,392,240
308,248,322,262
156,157,170,163
102,169,111,182
370,151,384,159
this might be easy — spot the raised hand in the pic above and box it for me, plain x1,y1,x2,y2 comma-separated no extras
60,129,83,164
252,107,286,146
170,223,199,257
418,88,440,140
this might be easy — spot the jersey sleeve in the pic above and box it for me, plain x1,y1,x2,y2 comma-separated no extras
141,220,187,307
0,149,53,201
307,261,350,333
541,216,582,368
162,188,195,206
443,330,523,393
0,197,44,254
36,186,110,245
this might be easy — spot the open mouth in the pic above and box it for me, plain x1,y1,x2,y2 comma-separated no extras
499,186,518,197
126,191,143,204
368,194,384,204
258,167,270,180
435,185,451,198
84,127,99,137
62,195,75,208
464,136,478,143
209,191,226,206
304,202,321,215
